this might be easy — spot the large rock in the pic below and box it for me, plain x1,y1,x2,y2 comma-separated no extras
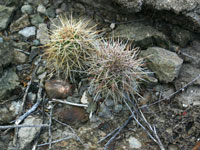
0,5,15,30
141,47,183,83
18,116,43,150
0,69,19,99
112,23,169,49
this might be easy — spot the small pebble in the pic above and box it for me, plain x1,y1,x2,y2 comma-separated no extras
0,37,3,43
32,39,40,46
110,23,115,29
21,4,33,14
128,137,142,149
37,4,47,15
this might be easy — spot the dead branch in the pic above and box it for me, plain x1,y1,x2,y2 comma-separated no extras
48,103,54,150
52,99,88,108
15,86,43,125
37,136,73,147
0,124,49,129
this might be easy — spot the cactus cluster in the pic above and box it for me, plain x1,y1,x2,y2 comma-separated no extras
43,15,149,103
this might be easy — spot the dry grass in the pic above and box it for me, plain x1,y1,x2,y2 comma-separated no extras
43,15,99,82
88,39,149,103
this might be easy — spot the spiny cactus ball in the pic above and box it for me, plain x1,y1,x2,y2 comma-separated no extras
43,15,99,82
88,39,148,103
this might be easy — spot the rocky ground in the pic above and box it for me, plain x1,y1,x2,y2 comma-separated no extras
0,0,200,150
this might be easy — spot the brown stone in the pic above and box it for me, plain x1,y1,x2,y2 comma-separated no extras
54,106,89,125
45,79,73,99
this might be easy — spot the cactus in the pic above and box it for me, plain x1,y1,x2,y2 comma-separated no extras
43,15,99,82
88,39,148,103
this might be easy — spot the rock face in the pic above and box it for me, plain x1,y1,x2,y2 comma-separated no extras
0,5,15,30
141,47,183,83
18,116,43,150
112,23,169,49
111,0,200,33
145,0,200,33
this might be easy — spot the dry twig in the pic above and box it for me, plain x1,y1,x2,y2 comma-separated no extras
52,98,88,108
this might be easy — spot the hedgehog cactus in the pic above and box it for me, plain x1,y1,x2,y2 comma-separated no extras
43,15,99,82
88,39,148,103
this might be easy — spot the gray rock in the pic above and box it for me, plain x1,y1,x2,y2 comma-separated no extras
30,14,44,26
0,41,14,71
73,3,86,15
37,23,49,45
180,40,200,66
174,64,200,90
171,26,191,47
127,136,142,149
141,47,183,83
0,68,19,99
37,4,47,15
0,101,21,124
18,26,36,38
46,6,56,18
32,39,40,46
114,104,123,113
156,84,175,99
14,50,28,64
175,86,200,107
0,5,15,30
18,116,42,150
98,103,113,119
10,14,30,32
112,23,169,49
21,4,33,15
27,92,36,103
168,144,179,150
113,0,144,13
53,0,64,7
